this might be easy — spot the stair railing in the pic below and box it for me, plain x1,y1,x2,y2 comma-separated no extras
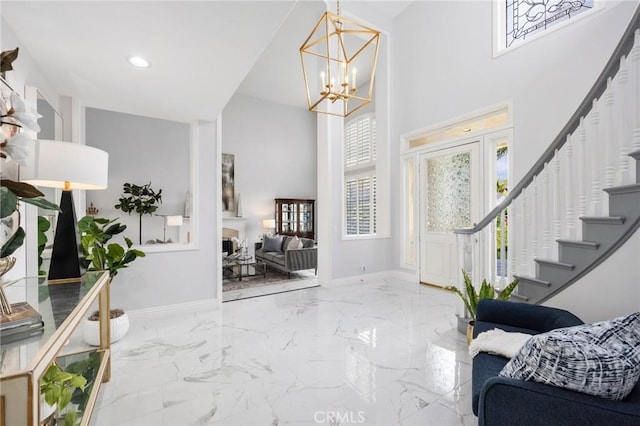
455,4,640,297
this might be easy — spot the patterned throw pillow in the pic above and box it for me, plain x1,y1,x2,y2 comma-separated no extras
499,312,640,401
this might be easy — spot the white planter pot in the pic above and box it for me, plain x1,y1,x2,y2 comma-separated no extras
83,312,130,346
40,398,55,424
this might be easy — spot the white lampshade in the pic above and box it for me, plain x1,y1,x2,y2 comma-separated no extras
21,140,108,190
263,219,275,229
164,215,183,227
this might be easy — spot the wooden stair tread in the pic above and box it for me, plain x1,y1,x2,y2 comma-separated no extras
534,258,575,271
579,216,626,224
556,239,600,250
513,274,552,287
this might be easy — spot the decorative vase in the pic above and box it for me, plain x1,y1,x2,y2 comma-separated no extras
466,320,475,344
0,256,16,314
236,193,243,217
82,312,130,346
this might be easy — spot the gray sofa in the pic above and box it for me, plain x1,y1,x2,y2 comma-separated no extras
255,235,317,277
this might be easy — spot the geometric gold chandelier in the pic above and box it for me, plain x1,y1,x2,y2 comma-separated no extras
300,1,380,117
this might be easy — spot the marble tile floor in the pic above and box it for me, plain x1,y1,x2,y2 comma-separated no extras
90,278,476,426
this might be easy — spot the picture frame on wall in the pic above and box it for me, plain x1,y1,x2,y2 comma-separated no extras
222,153,235,211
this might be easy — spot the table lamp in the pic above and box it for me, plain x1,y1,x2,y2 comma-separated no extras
22,140,109,283
263,218,276,236
163,215,183,242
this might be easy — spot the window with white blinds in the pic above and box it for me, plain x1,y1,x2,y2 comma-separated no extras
345,114,376,168
345,114,377,237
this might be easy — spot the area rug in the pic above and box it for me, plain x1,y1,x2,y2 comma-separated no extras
222,269,318,301
223,269,314,290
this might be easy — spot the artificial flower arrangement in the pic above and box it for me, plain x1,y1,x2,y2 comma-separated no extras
0,80,58,260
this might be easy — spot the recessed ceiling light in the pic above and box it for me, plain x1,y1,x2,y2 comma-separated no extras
128,56,150,68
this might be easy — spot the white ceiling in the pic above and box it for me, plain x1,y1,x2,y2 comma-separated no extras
1,1,414,122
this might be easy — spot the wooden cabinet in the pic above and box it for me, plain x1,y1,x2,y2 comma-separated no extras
0,271,111,426
275,198,315,240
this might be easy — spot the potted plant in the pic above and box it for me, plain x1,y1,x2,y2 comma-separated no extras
445,269,519,343
40,362,86,426
114,182,162,244
78,215,145,345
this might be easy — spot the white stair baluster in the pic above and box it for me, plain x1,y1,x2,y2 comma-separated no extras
552,150,562,254
490,219,496,285
509,201,517,280
603,78,615,215
577,118,588,240
564,136,576,240
590,99,603,216
632,30,640,157
519,189,529,273
541,163,552,259
617,56,631,184
499,208,507,288
530,175,539,261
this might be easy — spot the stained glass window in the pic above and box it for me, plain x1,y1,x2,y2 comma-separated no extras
505,0,594,48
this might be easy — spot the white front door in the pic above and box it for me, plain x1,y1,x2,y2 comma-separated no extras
419,141,482,287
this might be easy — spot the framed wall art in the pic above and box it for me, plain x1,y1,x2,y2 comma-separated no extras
221,153,235,211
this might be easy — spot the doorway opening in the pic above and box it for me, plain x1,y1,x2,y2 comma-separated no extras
402,104,512,288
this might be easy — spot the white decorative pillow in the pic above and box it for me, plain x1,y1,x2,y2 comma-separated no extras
499,312,640,401
287,236,303,250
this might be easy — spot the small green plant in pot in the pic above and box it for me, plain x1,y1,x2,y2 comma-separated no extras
114,182,162,245
445,270,519,342
40,363,86,426
78,216,145,345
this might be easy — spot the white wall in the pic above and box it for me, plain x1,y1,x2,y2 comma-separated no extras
391,0,637,271
545,233,640,323
315,27,394,282
110,119,217,310
221,93,317,252
85,108,190,244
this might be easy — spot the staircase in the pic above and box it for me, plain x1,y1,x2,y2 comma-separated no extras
455,5,640,305
515,151,640,304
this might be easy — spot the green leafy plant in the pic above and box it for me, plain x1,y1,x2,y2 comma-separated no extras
0,179,59,258
37,216,51,275
114,182,162,244
78,216,145,279
67,352,101,414
445,269,519,320
40,363,86,426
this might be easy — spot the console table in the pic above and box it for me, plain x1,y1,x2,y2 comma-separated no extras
0,271,111,425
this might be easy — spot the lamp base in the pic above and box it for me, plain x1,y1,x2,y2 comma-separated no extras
48,191,84,283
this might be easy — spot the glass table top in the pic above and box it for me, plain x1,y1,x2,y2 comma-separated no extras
0,271,107,376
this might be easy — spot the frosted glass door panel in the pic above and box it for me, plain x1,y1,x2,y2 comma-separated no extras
426,152,472,233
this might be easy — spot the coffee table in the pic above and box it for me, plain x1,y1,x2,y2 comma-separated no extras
223,254,267,281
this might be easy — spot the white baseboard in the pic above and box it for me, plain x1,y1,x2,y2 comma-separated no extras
391,269,419,284
127,297,220,320
327,270,420,287
328,270,392,287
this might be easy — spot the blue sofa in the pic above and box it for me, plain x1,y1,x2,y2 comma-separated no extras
472,299,640,425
